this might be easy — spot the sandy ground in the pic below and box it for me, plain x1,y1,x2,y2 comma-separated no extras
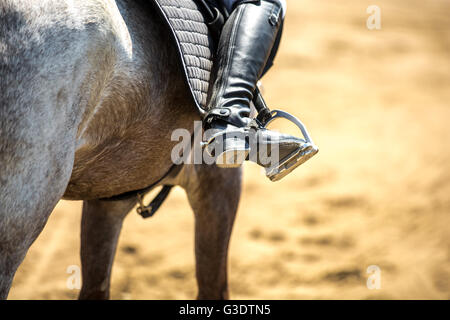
8,0,450,299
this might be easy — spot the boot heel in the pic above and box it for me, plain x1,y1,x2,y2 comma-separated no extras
215,136,249,168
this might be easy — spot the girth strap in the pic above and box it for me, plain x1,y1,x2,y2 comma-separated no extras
101,163,182,219
136,185,173,219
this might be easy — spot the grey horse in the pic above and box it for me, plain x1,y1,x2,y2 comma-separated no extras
0,0,240,299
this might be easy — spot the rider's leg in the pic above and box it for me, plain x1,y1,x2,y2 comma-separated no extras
203,0,317,175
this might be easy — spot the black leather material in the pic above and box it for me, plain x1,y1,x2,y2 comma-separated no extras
204,0,283,128
205,105,251,127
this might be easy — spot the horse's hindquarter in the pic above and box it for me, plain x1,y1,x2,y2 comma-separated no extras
0,0,112,212
0,0,196,201
64,0,198,199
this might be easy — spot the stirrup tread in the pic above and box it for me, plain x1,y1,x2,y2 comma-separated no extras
265,143,318,181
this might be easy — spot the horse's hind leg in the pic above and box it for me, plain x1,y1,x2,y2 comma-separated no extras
0,201,61,299
78,197,137,300
183,165,242,300
0,150,74,299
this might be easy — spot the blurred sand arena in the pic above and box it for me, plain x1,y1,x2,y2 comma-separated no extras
9,0,450,299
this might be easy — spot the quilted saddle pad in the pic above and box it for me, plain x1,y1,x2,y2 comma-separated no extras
152,0,216,115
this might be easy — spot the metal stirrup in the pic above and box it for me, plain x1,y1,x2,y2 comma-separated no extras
253,88,315,146
264,110,315,145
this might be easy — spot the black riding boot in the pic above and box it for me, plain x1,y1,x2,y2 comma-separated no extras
204,0,317,179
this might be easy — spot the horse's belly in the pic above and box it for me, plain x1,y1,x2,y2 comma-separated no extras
64,132,176,200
